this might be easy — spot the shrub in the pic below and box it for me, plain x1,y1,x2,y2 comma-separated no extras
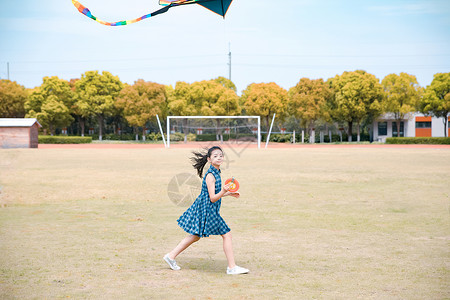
169,132,185,142
103,133,136,141
386,137,450,144
103,134,121,141
261,132,371,143
38,136,92,144
195,133,256,142
90,133,143,141
147,132,163,141
270,134,292,143
187,133,196,141
196,134,220,142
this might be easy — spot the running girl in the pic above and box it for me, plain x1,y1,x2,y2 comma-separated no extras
164,146,249,275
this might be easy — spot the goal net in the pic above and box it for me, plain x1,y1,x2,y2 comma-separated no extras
166,116,261,148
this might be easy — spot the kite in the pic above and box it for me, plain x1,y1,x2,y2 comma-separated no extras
72,0,233,26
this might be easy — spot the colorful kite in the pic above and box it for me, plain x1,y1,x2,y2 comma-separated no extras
72,0,233,26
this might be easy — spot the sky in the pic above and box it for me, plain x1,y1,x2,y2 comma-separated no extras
1,0,449,94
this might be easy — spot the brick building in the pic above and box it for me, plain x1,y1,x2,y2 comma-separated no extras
0,118,41,148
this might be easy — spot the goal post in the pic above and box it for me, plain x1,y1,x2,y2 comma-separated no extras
166,116,261,149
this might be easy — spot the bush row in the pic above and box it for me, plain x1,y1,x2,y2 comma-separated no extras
38,136,92,144
37,135,450,144
386,137,450,144
194,133,256,142
37,134,450,144
90,132,165,141
262,132,371,143
38,132,374,144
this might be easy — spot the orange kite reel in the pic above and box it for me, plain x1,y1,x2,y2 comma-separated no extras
224,177,240,192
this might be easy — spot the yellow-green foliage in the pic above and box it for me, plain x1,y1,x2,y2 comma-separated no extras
25,76,75,135
288,78,333,128
382,73,422,115
38,136,92,144
0,80,27,118
116,79,167,128
74,71,123,139
241,82,288,128
420,72,450,137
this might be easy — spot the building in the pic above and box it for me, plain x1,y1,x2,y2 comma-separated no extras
373,113,449,142
0,118,41,148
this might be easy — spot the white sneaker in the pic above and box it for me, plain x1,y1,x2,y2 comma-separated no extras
163,254,181,271
226,265,249,275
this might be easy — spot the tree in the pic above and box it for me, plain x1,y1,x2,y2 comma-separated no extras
214,76,237,92
116,79,167,140
382,73,423,137
241,82,288,130
75,71,123,140
167,81,199,142
25,76,74,135
26,76,75,111
167,81,198,115
69,78,87,136
31,96,74,135
0,80,27,118
167,80,240,142
288,78,332,143
192,80,240,142
419,73,450,137
329,70,384,142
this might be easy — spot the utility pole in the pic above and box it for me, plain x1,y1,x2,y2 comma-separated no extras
7,62,10,80
227,43,231,81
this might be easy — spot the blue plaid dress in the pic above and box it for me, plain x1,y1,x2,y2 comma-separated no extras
177,165,230,237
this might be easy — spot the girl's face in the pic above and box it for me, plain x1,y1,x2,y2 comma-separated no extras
208,149,224,167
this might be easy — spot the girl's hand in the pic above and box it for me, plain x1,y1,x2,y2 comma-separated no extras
223,183,231,192
230,191,240,198
224,191,240,198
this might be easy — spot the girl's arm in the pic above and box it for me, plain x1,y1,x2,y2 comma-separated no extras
206,173,230,203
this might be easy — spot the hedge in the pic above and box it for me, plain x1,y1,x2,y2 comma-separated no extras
386,137,450,144
89,133,166,141
259,133,371,143
38,136,92,144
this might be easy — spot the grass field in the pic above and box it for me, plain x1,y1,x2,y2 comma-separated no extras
0,145,449,299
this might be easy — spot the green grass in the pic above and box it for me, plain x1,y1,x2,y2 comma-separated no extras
0,147,449,299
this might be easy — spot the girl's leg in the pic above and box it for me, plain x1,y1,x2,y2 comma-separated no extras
168,234,200,259
222,232,236,269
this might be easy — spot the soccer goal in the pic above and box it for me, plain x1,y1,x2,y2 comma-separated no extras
166,116,261,149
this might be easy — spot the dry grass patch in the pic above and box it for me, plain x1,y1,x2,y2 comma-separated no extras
0,147,449,299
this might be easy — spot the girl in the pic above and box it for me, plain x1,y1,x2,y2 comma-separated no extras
164,146,249,275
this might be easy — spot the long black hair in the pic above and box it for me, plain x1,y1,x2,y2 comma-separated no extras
190,146,223,178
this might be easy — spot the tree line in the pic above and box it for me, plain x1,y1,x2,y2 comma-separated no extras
0,70,449,141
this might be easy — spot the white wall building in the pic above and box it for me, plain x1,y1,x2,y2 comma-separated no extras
373,113,449,142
